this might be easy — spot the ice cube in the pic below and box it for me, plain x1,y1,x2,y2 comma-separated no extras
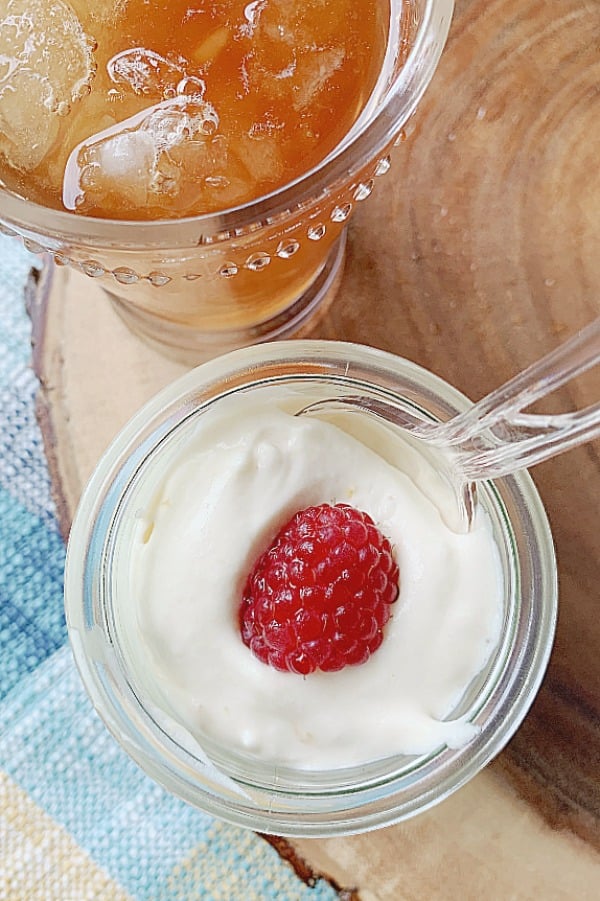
0,71,59,173
245,43,344,110
79,129,157,208
250,0,341,48
253,0,300,45
191,26,231,66
62,94,224,215
234,133,283,184
70,0,129,24
291,47,345,109
90,0,129,21
108,48,187,99
243,0,346,109
0,0,96,171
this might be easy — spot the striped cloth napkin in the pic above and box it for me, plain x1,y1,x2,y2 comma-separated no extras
0,235,339,901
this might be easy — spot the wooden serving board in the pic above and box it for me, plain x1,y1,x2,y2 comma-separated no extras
27,0,600,897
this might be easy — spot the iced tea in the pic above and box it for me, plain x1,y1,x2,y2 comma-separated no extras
0,0,426,358
0,0,391,220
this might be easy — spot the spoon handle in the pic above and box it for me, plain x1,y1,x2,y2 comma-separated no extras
455,401,600,481
427,318,600,480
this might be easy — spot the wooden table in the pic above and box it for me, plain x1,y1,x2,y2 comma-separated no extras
28,0,600,896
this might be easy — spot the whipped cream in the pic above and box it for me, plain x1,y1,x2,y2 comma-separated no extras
124,393,504,769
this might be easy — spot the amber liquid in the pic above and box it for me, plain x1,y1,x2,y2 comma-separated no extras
1,0,390,221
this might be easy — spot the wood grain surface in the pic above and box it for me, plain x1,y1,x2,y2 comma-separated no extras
26,0,600,896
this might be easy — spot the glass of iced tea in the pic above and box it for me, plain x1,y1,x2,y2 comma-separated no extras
0,0,453,361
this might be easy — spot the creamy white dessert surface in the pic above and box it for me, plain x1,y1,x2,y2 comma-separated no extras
122,393,505,768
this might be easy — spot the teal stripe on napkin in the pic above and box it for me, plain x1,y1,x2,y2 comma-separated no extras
0,486,66,700
0,236,36,380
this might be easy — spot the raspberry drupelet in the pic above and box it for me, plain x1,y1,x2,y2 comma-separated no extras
239,503,399,675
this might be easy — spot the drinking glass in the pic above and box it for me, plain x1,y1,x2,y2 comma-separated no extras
0,0,453,363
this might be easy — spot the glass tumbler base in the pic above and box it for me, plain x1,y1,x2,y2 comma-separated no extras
106,231,347,366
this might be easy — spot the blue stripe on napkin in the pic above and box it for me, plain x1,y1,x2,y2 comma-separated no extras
0,647,338,901
0,486,66,701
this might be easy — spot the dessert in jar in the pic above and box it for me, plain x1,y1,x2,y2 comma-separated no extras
125,393,505,769
64,342,557,835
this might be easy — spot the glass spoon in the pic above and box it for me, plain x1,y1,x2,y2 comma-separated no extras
298,318,600,531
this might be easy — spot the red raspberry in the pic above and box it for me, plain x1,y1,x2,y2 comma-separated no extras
239,503,399,675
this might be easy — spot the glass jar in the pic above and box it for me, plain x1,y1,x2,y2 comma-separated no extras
64,340,557,836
